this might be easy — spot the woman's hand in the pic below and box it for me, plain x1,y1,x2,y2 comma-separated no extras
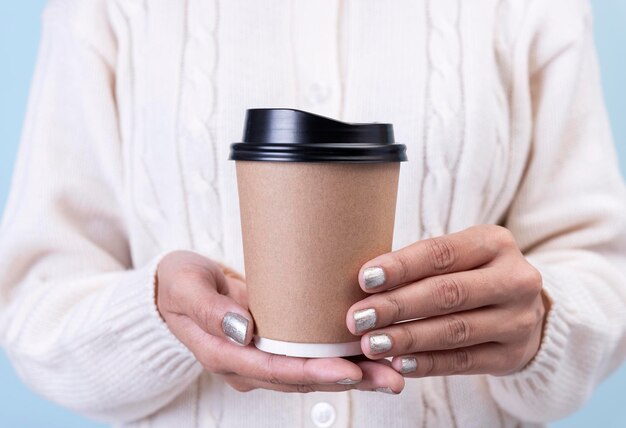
157,251,405,394
346,225,548,377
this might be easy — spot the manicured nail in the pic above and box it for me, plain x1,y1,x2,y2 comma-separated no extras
369,333,392,354
399,357,417,374
354,308,377,334
375,387,396,394
336,378,360,385
222,312,249,345
363,267,385,289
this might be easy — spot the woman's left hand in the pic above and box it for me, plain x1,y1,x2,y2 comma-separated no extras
346,225,548,377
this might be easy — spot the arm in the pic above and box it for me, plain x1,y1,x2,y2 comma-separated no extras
486,1,626,421
0,3,405,422
0,2,202,422
341,1,626,423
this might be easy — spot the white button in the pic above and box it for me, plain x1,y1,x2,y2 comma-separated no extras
311,401,336,428
305,81,332,105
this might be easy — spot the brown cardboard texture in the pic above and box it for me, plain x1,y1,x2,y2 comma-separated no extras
236,161,400,343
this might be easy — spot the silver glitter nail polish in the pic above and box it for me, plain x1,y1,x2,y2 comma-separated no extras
363,267,385,289
222,312,249,345
354,308,377,334
400,357,417,374
369,333,392,354
375,387,396,394
336,378,361,385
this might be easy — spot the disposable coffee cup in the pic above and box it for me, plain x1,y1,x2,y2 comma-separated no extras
229,108,407,358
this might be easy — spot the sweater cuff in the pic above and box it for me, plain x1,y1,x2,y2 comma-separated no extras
103,253,202,386
485,258,580,420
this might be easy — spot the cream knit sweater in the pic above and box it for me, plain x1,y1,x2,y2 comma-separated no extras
2,0,626,427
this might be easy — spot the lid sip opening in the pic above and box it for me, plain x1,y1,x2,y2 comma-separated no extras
229,108,408,163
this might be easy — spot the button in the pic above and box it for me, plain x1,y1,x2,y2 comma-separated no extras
311,401,336,428
305,81,332,105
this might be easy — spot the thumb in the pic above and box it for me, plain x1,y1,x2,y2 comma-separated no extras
224,276,249,309
174,261,254,346
216,261,249,309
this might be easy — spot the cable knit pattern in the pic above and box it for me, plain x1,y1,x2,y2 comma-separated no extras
421,1,466,417
421,0,464,238
177,0,224,258
481,0,513,223
113,0,165,250
482,0,532,225
1,0,626,427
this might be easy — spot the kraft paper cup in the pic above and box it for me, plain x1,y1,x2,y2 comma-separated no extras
229,108,407,358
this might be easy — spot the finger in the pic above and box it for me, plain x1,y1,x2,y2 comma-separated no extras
224,275,249,309
222,359,406,394
358,225,517,292
355,360,405,394
360,308,519,359
170,304,365,386
221,373,358,393
390,342,514,377
348,267,518,334
167,266,254,346
228,348,365,386
172,317,404,391
217,261,246,283
215,338,366,385
170,318,365,385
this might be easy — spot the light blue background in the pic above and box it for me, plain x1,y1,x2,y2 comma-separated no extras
1,1,625,427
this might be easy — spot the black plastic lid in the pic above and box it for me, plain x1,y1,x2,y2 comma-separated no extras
228,108,408,163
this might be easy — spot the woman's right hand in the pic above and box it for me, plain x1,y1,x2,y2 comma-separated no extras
156,250,405,393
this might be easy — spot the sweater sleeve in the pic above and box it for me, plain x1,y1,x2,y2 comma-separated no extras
486,1,626,422
0,1,202,423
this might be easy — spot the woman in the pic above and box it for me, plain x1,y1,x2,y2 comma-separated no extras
1,0,625,427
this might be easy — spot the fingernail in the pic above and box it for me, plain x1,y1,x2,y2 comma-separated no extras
375,387,397,395
369,333,392,354
363,267,385,289
354,308,377,334
336,378,361,385
399,357,417,374
222,312,249,345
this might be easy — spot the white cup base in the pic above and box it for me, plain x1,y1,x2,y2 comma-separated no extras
254,336,363,358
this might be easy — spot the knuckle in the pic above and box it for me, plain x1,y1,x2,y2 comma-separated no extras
506,310,537,345
479,228,501,254
228,379,255,393
432,277,467,312
517,311,541,336
400,324,418,353
442,316,471,348
491,225,516,248
300,359,317,384
394,251,412,283
422,353,437,376
518,265,543,295
263,354,282,385
194,299,220,331
178,264,209,287
451,349,473,373
294,384,315,394
387,294,406,321
427,237,457,273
